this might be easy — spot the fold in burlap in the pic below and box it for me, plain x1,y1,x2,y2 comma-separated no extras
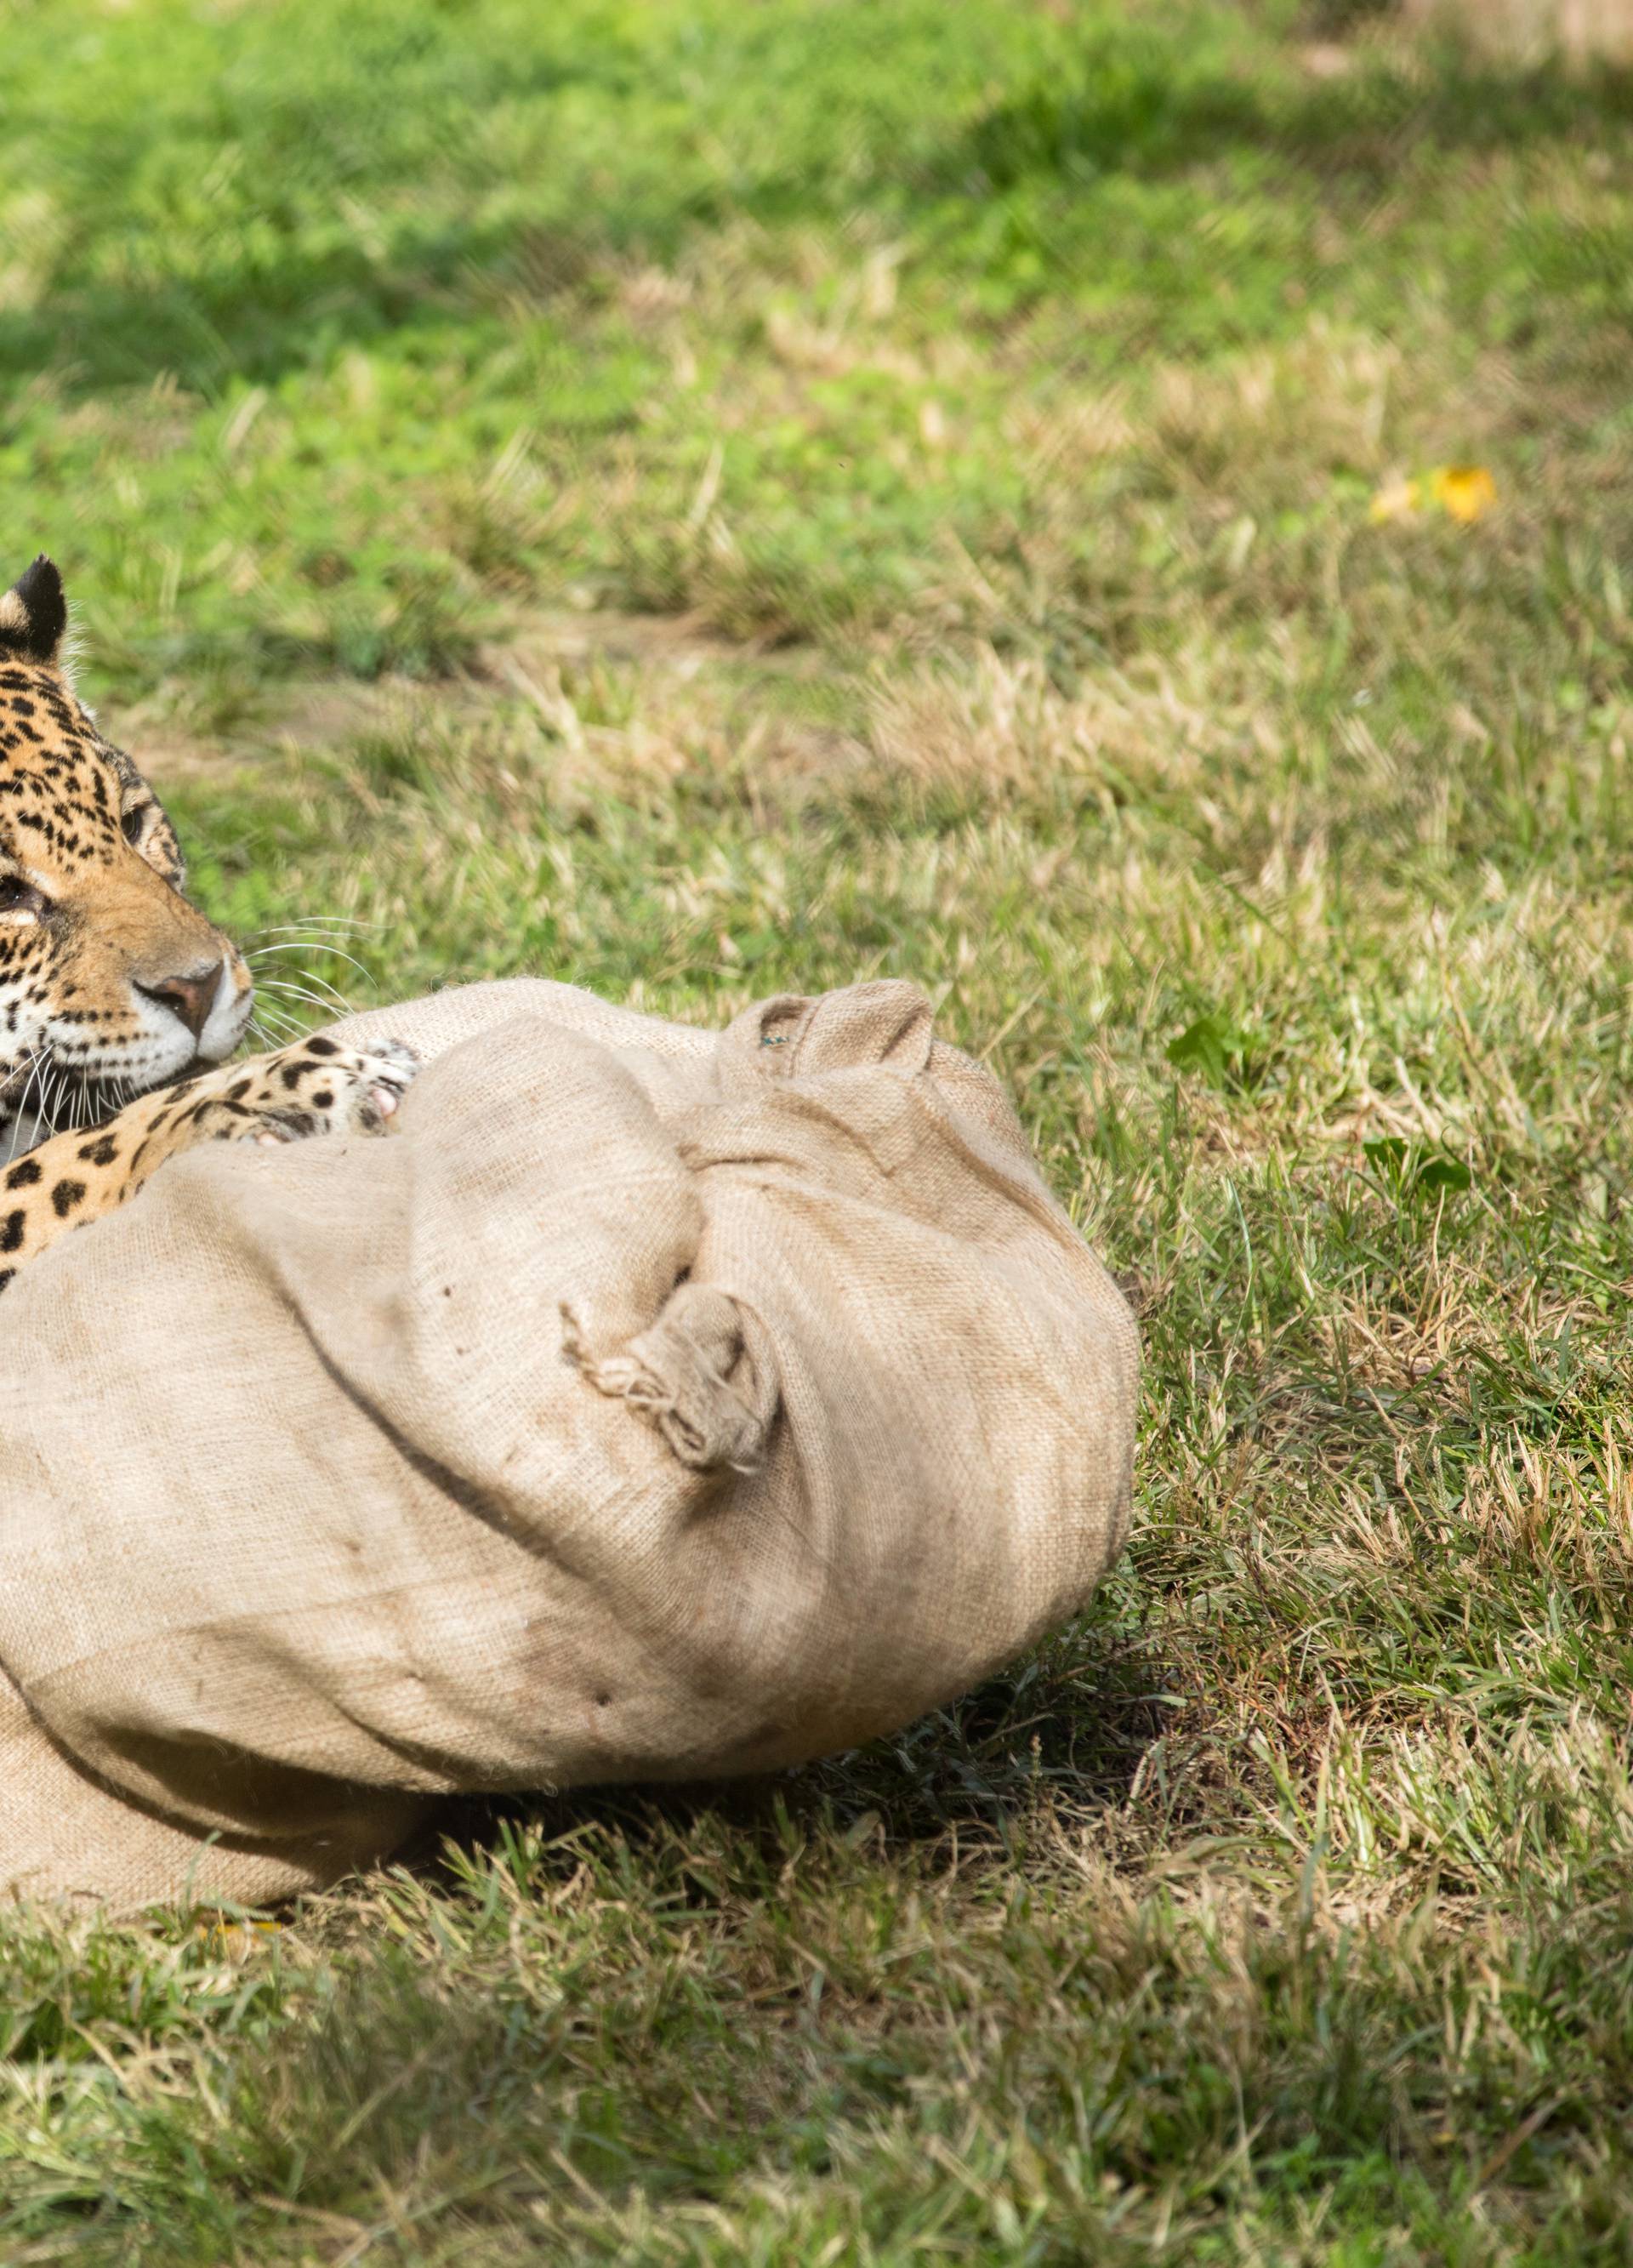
0,978,1139,1909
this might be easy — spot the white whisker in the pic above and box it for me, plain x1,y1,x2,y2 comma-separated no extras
8,1048,48,1145
255,977,353,1020
27,1051,55,1136
248,917,381,933
31,1054,53,1132
248,943,375,987
246,921,382,946
38,1058,64,1137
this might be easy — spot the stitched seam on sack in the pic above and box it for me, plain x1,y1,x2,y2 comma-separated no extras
5,1680,336,1855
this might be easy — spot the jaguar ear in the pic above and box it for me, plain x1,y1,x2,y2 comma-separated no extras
0,556,67,665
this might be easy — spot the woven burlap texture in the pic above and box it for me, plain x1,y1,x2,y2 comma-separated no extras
1,977,1138,1909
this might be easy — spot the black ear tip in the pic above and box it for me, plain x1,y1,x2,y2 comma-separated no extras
3,553,68,661
16,554,62,601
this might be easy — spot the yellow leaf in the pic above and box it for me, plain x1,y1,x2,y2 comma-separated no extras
1368,465,1497,527
1428,464,1497,522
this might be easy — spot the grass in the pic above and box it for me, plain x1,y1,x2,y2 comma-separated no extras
5,0,1633,2258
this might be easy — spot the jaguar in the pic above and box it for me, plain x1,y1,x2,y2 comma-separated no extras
0,554,416,1291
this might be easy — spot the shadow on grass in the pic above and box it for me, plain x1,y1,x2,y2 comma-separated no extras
0,214,595,401
5,36,1630,401
930,41,1633,199
401,1624,1179,1893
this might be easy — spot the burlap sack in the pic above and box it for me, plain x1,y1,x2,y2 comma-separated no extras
0,978,1138,1910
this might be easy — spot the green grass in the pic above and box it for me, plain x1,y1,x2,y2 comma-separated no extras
7,0,1633,2259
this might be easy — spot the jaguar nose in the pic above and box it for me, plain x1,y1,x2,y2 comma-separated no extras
135,960,223,1045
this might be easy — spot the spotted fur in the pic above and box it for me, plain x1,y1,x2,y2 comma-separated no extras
0,556,418,1288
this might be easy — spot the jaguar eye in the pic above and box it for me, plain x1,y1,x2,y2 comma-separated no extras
0,875,48,917
122,806,146,846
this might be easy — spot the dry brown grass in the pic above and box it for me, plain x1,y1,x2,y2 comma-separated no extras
1404,0,1633,63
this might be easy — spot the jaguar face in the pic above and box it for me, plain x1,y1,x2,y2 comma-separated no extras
0,556,253,1144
